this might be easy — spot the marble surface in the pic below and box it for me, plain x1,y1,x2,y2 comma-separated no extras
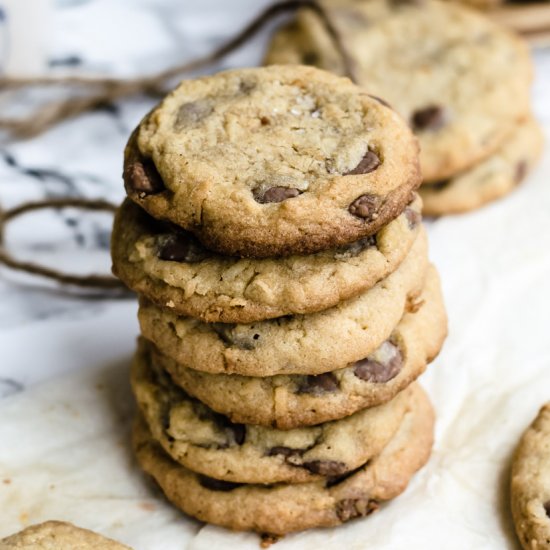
0,1,550,548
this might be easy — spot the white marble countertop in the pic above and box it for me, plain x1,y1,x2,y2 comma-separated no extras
1,2,550,549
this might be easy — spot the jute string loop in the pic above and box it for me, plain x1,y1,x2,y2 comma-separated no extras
0,199,129,291
0,1,353,292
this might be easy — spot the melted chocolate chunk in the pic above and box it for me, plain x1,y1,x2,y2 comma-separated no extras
239,79,256,94
353,343,403,383
544,500,550,518
404,207,421,229
326,463,366,488
124,157,165,195
174,100,213,130
229,423,246,445
210,410,246,446
157,233,209,263
198,475,243,492
211,324,258,350
345,150,381,175
430,179,450,192
391,0,425,5
254,186,302,204
303,460,348,476
515,160,528,183
348,194,382,221
303,52,320,65
336,498,379,522
297,373,339,395
411,105,447,132
335,235,377,259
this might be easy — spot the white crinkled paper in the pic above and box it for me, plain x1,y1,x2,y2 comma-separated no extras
0,1,550,547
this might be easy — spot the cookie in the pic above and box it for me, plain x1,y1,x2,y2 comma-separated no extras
123,65,421,258
510,403,550,550
133,385,434,535
265,0,533,182
420,116,543,215
0,521,131,549
111,195,422,323
138,228,428,377
151,263,446,429
132,342,418,483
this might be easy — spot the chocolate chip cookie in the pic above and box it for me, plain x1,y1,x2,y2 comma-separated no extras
149,264,446,429
511,403,550,550
420,116,543,215
131,342,418,484
123,65,421,257
138,228,428,377
265,0,533,182
111,195,421,323
133,384,434,535
0,521,131,549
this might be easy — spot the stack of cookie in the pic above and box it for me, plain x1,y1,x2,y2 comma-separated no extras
111,65,447,536
265,0,543,216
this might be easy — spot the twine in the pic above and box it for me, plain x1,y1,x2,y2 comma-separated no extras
0,0,355,139
0,198,130,292
0,1,354,292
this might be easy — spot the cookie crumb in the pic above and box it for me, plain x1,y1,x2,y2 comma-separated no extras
260,533,281,547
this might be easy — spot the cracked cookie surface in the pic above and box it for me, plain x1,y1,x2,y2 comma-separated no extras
133,386,434,535
111,195,421,323
131,341,416,484
123,65,421,258
265,0,532,182
144,263,446,429
138,228,428,377
511,403,550,550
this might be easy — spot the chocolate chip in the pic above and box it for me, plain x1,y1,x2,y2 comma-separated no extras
404,207,421,229
229,423,246,445
198,475,243,492
430,180,451,192
210,411,246,446
353,342,403,383
411,105,447,132
303,460,348,476
325,463,366,488
211,324,258,350
174,100,213,130
369,95,392,109
124,158,165,196
336,499,379,522
297,373,339,395
335,235,377,259
254,186,302,204
239,79,256,94
348,194,382,221
515,160,528,183
544,501,550,518
303,52,320,65
345,150,381,175
391,0,425,6
157,233,209,263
